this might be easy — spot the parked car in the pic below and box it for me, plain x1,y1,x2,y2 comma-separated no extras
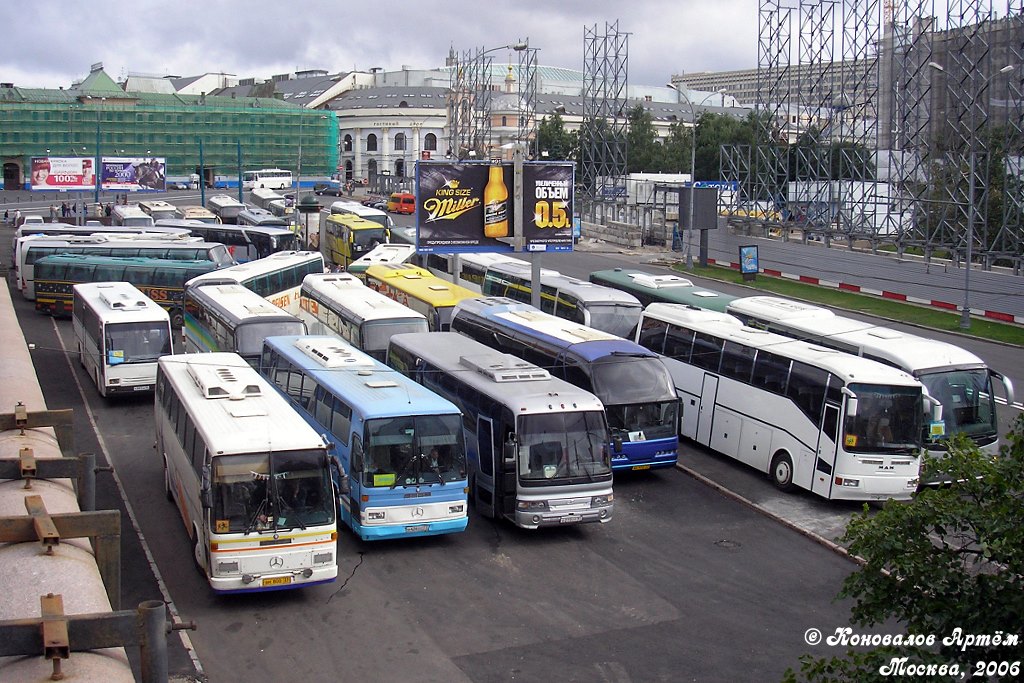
361,196,387,210
314,182,343,196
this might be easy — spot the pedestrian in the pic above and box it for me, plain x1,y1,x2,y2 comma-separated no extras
61,201,68,218
49,205,57,222
3,209,8,224
13,209,21,225
105,203,112,217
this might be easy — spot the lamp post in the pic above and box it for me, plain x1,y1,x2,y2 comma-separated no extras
666,84,725,269
927,62,1015,329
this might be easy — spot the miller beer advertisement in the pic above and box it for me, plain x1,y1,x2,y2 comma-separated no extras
415,161,574,254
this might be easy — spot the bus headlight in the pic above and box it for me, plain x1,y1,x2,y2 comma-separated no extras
591,494,613,507
217,561,239,574
367,510,386,520
835,477,860,488
516,500,549,511
448,504,465,514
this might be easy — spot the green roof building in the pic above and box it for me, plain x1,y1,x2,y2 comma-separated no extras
1,65,338,189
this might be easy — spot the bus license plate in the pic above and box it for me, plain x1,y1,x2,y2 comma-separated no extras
262,576,291,587
405,524,429,533
631,464,651,471
559,515,582,524
133,385,151,392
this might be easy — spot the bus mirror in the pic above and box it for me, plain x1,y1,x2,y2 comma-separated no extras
503,440,517,465
992,370,1015,406
932,403,943,424
200,465,212,509
846,397,859,417
612,435,623,453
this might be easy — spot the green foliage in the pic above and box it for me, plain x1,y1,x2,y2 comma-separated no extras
625,104,668,173
785,419,1024,681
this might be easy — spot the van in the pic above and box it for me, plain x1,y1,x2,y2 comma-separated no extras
386,192,416,215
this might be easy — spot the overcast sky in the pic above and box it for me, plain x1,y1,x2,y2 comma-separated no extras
1,1,759,90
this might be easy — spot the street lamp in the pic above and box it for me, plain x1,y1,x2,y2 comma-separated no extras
927,61,1015,329
666,83,726,269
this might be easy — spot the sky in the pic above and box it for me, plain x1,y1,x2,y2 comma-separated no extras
0,1,759,90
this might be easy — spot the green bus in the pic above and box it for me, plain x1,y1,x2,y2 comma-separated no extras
588,268,736,313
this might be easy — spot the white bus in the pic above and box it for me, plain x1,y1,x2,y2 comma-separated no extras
184,250,325,315
249,187,285,211
725,295,1015,460
236,207,291,229
415,251,527,293
174,206,220,224
242,168,294,190
206,195,247,223
637,304,935,500
327,199,394,230
17,233,234,300
111,204,156,227
138,200,179,222
347,243,416,280
158,220,298,262
155,352,338,593
73,282,172,397
298,272,428,360
387,332,615,528
183,283,307,366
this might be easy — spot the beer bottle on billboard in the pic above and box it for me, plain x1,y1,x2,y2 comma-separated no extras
483,161,509,238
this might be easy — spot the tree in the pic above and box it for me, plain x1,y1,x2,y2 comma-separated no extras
785,417,1024,682
625,104,666,173
536,112,575,162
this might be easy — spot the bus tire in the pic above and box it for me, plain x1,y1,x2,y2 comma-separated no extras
170,308,184,329
770,452,795,492
192,528,205,574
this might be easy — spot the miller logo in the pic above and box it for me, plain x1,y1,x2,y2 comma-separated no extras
423,177,480,223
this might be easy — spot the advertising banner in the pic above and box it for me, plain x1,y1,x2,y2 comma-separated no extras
100,157,167,191
29,157,96,191
415,160,574,254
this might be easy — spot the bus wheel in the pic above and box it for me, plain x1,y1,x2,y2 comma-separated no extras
170,308,184,329
192,529,205,573
770,452,795,492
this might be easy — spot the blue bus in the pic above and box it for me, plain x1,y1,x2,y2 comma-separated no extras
451,297,680,471
259,335,469,540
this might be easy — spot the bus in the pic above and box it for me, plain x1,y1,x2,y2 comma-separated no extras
35,254,220,326
387,332,615,528
326,199,394,230
483,261,643,338
589,268,737,312
159,220,298,263
364,264,478,332
724,296,1015,459
207,195,247,224
250,187,286,211
242,168,294,190
111,204,156,227
450,297,680,471
174,206,220,224
260,335,469,540
155,352,338,593
236,207,291,229
138,200,179,222
11,223,192,273
415,251,526,293
18,234,234,300
298,272,428,360
183,283,307,366
184,250,325,315
267,199,294,219
73,282,172,397
636,304,933,500
319,212,389,271
346,243,416,280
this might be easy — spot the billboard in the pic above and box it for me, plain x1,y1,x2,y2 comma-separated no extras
100,157,166,191
415,160,574,254
29,157,96,191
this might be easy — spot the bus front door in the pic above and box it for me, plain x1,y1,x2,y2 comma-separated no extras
696,374,719,446
811,403,840,497
473,416,497,518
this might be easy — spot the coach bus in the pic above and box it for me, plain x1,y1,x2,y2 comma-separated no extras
156,352,338,593
35,254,219,326
242,168,293,190
138,200,180,222
73,282,172,397
589,268,737,312
327,199,394,230
346,243,416,280
725,296,1014,460
250,187,286,211
158,219,297,263
183,283,307,366
364,264,478,332
638,304,934,500
18,234,233,300
184,251,325,315
387,332,614,528
298,272,428,360
174,206,220,224
414,252,526,293
111,204,156,227
483,261,643,338
236,207,291,229
319,212,389,271
207,195,247,224
260,335,468,540
450,297,679,471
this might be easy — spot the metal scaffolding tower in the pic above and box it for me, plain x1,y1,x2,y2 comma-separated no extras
580,21,629,206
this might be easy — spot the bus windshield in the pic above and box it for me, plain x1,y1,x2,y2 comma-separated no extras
212,450,335,534
105,321,172,364
361,320,429,358
353,227,388,250
235,321,307,357
844,383,923,453
362,414,465,488
586,303,641,339
917,368,997,439
589,355,676,403
517,411,610,482
604,401,678,442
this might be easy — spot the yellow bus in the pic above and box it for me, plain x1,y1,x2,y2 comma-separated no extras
319,212,389,270
364,264,477,331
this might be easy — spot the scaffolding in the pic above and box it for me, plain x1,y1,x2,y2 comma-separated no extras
580,20,629,211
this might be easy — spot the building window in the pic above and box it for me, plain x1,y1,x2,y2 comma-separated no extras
394,133,406,151
366,133,378,152
424,133,437,151
343,134,353,152
501,116,507,126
